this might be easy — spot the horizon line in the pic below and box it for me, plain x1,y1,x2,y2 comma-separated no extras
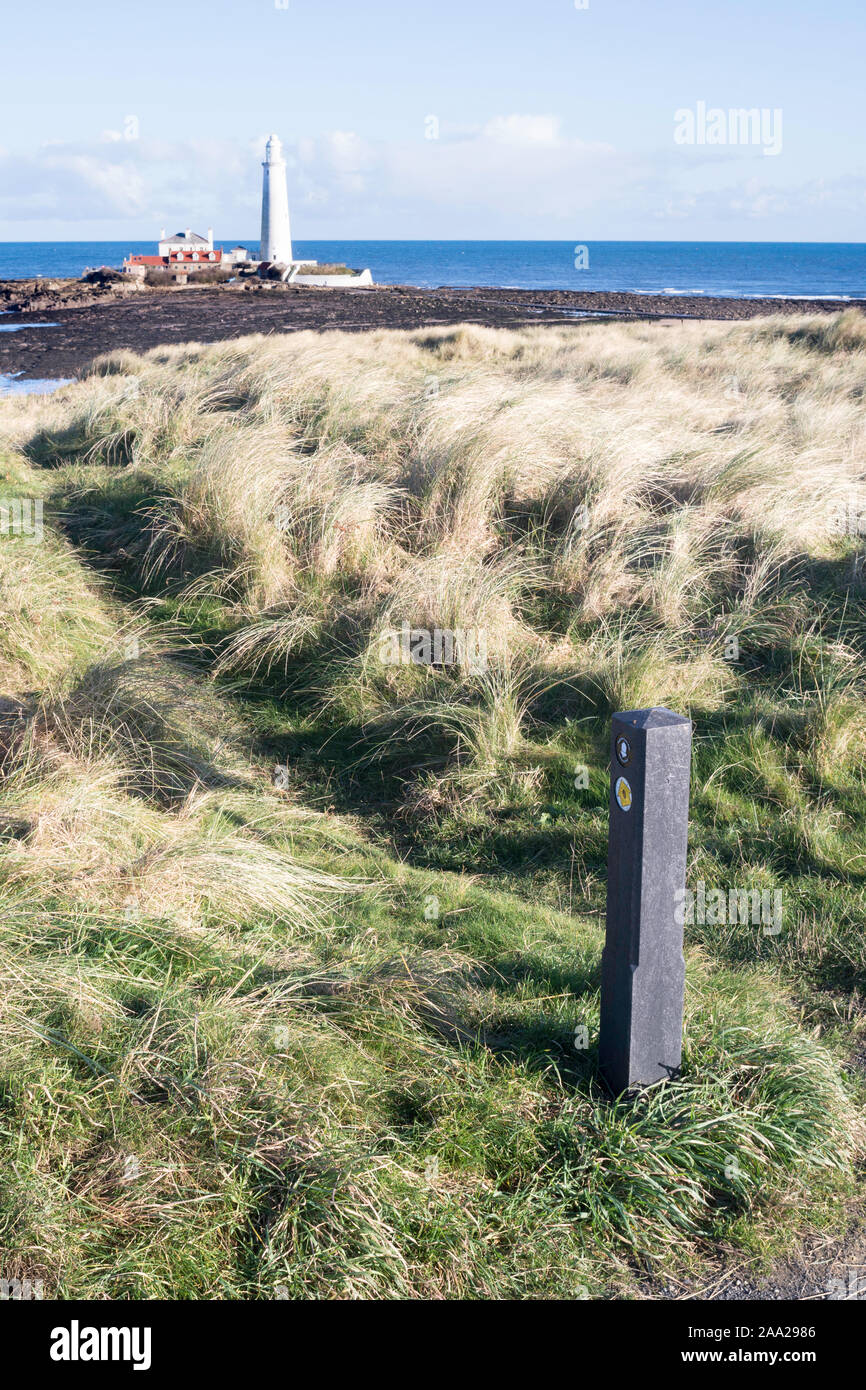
2,237,864,247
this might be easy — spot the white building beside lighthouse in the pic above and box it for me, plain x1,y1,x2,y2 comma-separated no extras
121,133,373,285
158,228,214,258
260,133,293,265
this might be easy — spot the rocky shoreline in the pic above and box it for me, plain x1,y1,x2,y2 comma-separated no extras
2,276,864,381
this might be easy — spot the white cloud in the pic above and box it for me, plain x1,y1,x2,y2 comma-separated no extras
323,130,374,171
0,125,863,238
653,174,866,224
482,114,562,147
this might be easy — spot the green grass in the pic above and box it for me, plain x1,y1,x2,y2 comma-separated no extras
0,312,864,1299
296,263,356,276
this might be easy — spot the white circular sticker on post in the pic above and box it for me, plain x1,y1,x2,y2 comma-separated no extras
615,735,631,767
614,776,633,811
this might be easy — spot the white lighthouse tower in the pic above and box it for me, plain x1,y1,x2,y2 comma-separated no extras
260,133,293,265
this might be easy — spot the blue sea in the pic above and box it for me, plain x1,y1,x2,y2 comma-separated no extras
0,241,864,299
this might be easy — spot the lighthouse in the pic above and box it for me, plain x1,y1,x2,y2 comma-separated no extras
260,133,293,265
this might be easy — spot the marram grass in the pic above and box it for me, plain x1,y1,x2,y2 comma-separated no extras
0,311,864,1299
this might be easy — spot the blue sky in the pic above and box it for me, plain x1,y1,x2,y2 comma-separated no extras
1,0,863,241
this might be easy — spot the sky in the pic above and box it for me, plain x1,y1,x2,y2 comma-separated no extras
0,0,863,242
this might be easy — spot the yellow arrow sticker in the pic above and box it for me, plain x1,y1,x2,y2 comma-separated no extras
615,776,632,811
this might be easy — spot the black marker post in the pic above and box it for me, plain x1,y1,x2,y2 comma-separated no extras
598,707,692,1095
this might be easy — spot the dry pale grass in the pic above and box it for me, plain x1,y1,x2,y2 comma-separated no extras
0,516,365,943
4,310,864,790
8,312,864,597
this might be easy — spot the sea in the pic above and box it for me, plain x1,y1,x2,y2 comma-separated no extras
1,240,864,300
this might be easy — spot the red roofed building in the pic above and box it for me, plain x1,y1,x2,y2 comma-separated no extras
123,228,248,276
125,251,222,267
